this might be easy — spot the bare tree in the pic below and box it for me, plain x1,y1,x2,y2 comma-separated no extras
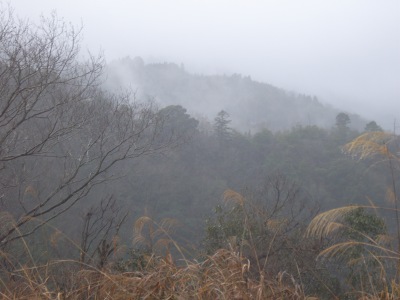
0,7,171,245
79,196,127,268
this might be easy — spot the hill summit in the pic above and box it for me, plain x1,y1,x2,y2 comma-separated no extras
105,57,365,132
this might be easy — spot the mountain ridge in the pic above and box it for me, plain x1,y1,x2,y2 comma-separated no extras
105,56,367,132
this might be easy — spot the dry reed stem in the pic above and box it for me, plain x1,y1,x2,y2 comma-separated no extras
305,205,360,238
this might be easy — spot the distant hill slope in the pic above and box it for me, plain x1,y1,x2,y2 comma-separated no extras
105,57,366,132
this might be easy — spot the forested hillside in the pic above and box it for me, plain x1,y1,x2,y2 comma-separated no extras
104,107,388,243
105,57,367,132
0,7,399,299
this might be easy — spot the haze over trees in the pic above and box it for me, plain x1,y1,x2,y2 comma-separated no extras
105,57,370,132
0,6,398,299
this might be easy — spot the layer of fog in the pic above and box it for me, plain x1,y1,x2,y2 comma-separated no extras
11,0,400,130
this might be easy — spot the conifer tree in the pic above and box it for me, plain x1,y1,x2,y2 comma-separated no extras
214,110,232,142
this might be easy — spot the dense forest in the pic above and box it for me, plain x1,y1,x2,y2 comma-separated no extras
0,7,399,299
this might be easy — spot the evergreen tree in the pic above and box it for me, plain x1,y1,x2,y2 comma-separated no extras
214,110,232,142
336,112,351,130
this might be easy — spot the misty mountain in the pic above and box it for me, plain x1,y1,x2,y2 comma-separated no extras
104,57,366,132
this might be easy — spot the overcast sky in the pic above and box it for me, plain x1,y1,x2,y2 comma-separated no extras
10,0,400,129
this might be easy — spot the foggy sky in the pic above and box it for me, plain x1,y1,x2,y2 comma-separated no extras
11,0,400,129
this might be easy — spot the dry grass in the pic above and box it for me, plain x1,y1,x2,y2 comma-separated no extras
0,214,309,299
306,205,400,299
0,249,311,299
305,206,360,239
342,132,394,160
1,208,398,299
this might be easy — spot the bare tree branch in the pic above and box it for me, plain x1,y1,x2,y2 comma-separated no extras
0,8,175,246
